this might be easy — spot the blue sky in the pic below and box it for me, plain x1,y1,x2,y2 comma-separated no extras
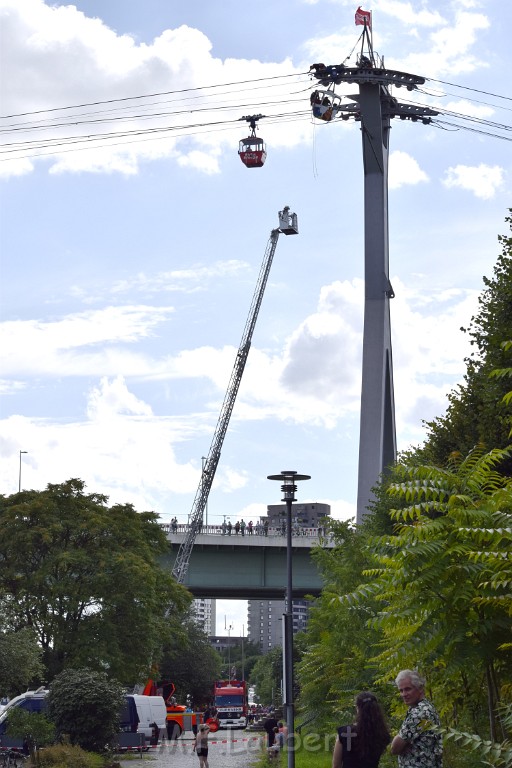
1,0,510,633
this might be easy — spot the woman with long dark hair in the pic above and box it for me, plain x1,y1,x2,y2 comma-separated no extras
332,691,391,768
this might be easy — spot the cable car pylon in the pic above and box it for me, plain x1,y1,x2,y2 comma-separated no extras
309,15,438,523
238,114,267,168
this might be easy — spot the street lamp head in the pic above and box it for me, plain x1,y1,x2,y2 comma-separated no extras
268,471,311,502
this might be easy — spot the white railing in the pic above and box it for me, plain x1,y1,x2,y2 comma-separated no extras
160,523,328,539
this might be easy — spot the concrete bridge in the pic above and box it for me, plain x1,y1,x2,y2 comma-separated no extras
161,524,332,599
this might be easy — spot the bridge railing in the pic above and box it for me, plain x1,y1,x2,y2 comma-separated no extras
161,523,328,538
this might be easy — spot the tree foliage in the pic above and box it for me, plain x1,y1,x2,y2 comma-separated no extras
6,707,55,761
0,628,44,697
420,214,512,472
295,214,512,766
295,518,395,733
158,615,222,705
0,478,191,684
47,667,125,753
250,646,283,708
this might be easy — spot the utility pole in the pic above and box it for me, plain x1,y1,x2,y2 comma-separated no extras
311,21,438,523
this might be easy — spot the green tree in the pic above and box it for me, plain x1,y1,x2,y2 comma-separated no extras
215,639,261,683
158,615,222,705
0,628,44,697
47,667,125,753
0,479,191,684
296,519,393,734
351,446,512,740
250,646,283,708
421,214,512,472
6,707,55,762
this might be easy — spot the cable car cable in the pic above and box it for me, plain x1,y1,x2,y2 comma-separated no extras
0,72,311,120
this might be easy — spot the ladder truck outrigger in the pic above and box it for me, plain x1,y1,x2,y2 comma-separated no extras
171,207,299,584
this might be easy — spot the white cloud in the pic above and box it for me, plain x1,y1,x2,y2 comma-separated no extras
110,261,249,297
385,10,490,77
87,376,153,420
443,163,504,199
0,381,200,503
0,0,304,178
390,277,480,444
321,497,356,522
379,0,446,27
177,150,221,175
389,150,429,189
444,99,495,119
0,306,175,376
0,157,34,178
0,275,482,439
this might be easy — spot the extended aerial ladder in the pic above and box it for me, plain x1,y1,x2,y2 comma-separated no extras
171,207,299,584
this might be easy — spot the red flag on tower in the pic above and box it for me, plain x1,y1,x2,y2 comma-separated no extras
355,6,372,28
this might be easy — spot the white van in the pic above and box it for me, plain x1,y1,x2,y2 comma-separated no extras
0,689,49,736
1,690,167,749
123,695,167,746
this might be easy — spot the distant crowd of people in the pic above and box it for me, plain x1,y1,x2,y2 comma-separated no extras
166,518,326,537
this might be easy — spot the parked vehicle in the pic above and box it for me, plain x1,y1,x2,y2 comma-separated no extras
0,688,166,747
0,689,48,736
213,680,247,729
120,695,167,747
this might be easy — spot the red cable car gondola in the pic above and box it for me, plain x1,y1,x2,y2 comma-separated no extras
238,114,267,168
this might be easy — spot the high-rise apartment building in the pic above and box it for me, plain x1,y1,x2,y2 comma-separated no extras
247,599,310,651
192,598,216,636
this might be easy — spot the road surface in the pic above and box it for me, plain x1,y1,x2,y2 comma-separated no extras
121,730,265,768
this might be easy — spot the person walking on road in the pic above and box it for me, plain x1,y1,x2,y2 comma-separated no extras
390,669,442,767
332,691,390,768
193,723,210,768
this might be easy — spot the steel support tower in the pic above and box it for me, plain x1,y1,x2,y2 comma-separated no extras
311,29,438,522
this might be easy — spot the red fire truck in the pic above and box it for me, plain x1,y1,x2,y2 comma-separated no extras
213,680,248,729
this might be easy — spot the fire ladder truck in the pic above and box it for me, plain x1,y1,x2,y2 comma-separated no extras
171,207,299,584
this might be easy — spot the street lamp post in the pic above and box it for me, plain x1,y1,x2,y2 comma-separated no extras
241,624,245,681
18,450,28,493
268,470,310,768
225,618,234,683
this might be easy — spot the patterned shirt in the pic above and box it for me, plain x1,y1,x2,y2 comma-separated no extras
397,698,442,767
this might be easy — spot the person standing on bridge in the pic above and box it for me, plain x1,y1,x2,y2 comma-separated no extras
240,519,246,536
193,723,210,768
